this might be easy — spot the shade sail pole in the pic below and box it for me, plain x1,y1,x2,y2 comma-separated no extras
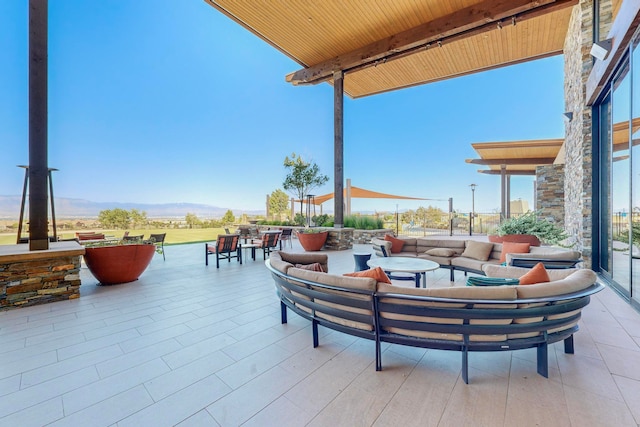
29,0,49,250
500,164,506,220
334,70,344,228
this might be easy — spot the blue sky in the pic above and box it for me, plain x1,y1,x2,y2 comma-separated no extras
0,1,565,216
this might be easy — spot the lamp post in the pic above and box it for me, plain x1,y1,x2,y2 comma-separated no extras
469,184,477,235
396,204,399,234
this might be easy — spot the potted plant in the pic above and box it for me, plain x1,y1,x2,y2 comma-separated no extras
493,211,568,246
296,228,328,251
83,237,156,285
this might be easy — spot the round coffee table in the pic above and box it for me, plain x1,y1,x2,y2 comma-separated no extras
367,257,439,288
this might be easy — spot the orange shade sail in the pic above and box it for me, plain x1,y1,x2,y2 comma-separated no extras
300,186,430,205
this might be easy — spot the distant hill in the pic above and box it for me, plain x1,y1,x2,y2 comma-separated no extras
0,195,264,219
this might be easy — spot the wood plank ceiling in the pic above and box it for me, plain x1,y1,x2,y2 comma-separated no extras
466,139,565,175
205,0,577,98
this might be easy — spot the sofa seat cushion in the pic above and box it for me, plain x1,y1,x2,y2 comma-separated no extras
461,241,495,261
418,254,454,266
395,251,418,258
451,256,500,272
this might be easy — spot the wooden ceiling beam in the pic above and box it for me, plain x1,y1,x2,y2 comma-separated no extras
478,170,537,175
286,0,577,85
466,158,557,165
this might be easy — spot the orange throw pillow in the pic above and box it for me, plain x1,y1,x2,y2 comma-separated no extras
499,242,531,263
518,262,550,285
344,267,392,284
384,234,405,254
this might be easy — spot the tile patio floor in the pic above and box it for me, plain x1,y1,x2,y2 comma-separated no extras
2,240,640,426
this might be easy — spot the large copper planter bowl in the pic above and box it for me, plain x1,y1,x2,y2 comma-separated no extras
488,234,542,246
84,244,155,285
296,230,328,251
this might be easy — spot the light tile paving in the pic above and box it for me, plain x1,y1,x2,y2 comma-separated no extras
0,240,638,426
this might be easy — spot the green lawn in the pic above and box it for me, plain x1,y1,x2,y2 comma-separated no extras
0,228,228,246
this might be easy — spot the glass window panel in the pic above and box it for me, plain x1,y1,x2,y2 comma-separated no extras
612,63,631,293
632,38,640,301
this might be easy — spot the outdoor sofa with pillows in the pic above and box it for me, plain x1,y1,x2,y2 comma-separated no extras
371,236,582,281
267,251,602,384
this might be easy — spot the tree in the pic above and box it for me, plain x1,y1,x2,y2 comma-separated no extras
221,210,235,225
129,209,148,229
283,153,329,216
269,189,290,220
416,206,446,235
185,212,201,229
98,208,131,229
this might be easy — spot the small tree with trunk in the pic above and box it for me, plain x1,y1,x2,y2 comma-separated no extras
283,153,329,217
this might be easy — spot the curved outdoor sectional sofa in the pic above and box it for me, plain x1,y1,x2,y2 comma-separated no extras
267,251,603,384
371,237,582,281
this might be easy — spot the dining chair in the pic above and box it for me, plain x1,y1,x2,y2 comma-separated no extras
149,233,167,260
205,234,242,268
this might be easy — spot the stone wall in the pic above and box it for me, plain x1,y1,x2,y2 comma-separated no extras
563,1,595,264
325,228,354,250
1,251,83,310
352,229,393,244
536,164,565,224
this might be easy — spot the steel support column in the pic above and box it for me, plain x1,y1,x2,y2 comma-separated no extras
333,70,344,228
29,0,49,250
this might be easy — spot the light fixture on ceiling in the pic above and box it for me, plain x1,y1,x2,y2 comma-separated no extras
590,38,613,61
563,112,573,122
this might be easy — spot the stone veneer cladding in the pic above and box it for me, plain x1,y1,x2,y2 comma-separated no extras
0,255,82,309
536,164,565,224
563,1,595,265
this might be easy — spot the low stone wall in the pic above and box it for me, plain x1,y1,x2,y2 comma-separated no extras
0,242,85,310
255,226,392,249
325,228,354,250
352,229,393,244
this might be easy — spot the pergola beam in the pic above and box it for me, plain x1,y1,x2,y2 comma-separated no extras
478,170,537,175
286,0,576,85
466,157,557,165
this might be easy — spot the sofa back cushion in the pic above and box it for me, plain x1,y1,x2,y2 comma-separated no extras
461,240,495,261
515,269,597,299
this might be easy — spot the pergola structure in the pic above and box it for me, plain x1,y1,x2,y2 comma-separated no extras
465,138,564,218
203,0,576,230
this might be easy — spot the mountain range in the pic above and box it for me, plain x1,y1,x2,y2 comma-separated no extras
0,195,264,219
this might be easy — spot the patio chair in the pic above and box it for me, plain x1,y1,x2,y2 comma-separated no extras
123,234,144,242
252,231,281,260
279,228,293,249
205,234,242,268
149,233,167,261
